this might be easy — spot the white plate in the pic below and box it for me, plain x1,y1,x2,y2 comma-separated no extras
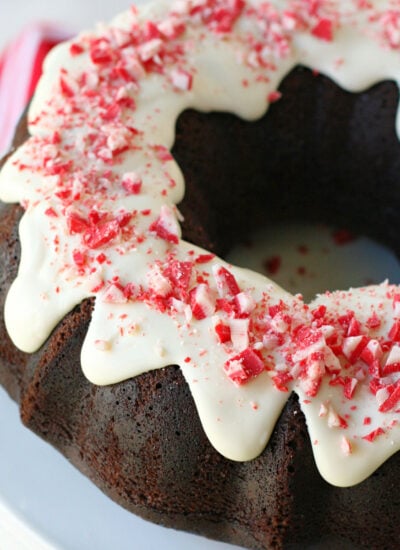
0,387,242,550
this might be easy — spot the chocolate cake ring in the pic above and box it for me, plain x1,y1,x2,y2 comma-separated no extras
1,2,400,549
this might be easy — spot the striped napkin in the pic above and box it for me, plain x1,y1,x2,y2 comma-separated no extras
0,23,70,155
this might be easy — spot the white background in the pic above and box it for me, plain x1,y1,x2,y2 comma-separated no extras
0,0,131,49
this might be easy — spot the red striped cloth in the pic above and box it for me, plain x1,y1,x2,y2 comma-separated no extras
0,23,70,155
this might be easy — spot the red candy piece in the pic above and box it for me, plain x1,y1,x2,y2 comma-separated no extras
379,381,400,413
165,260,193,300
67,212,90,234
272,372,293,392
83,220,120,249
224,348,265,386
311,18,334,42
190,284,215,320
389,321,400,342
149,206,180,244
213,266,241,297
362,428,385,442
214,321,231,343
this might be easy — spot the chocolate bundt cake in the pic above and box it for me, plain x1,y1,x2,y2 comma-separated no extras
1,1,400,548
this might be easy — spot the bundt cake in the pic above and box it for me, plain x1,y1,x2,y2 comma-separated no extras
1,1,400,548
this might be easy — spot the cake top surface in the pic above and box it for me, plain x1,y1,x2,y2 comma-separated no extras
1,0,400,487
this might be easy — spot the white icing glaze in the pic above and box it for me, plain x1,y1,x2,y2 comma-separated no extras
1,0,400,486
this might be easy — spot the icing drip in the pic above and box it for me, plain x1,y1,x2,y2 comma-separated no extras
1,0,400,487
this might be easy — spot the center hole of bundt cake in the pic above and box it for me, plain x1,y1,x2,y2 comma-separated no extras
173,66,400,299
227,222,400,302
